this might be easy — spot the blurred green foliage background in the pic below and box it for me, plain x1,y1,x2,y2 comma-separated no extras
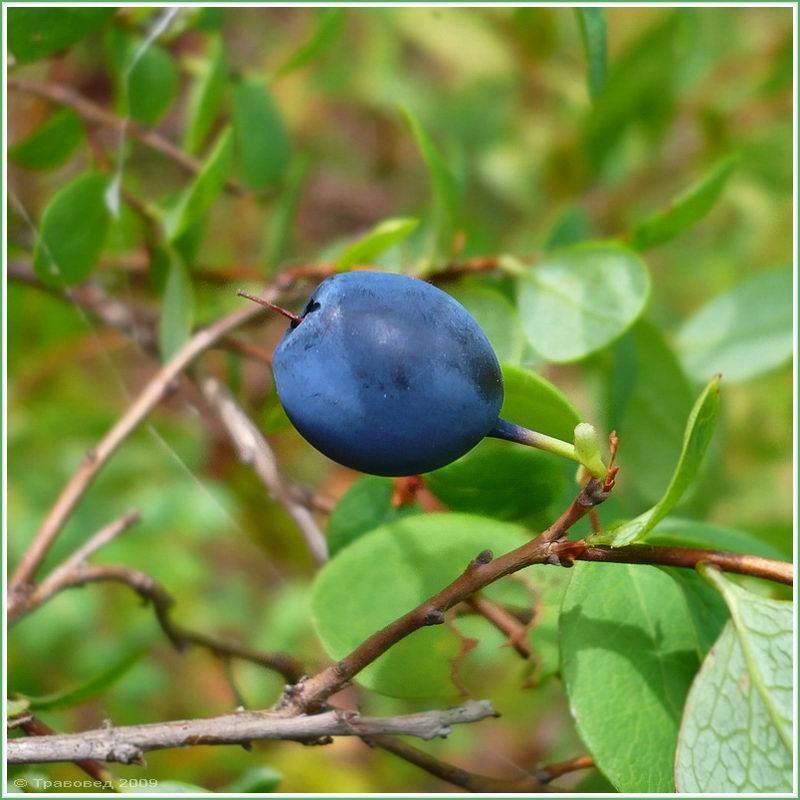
8,5,793,793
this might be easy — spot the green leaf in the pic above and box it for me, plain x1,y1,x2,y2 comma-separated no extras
262,155,311,271
312,514,529,698
164,127,233,242
26,647,145,710
9,7,116,64
159,255,195,361
274,9,345,77
334,217,419,271
675,568,792,792
233,78,291,189
327,476,420,557
33,171,111,287
8,696,31,718
10,109,84,170
648,517,787,561
591,375,721,547
404,109,461,266
544,206,590,251
446,281,525,363
575,9,607,100
606,322,694,504
126,41,179,126
560,562,700,792
427,441,563,523
224,767,282,793
184,37,227,154
630,156,736,250
511,244,650,363
676,267,792,384
500,363,581,441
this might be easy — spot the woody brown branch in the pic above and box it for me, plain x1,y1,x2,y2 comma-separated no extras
280,478,611,713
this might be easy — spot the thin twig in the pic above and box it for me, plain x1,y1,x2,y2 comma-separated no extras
563,542,793,586
465,594,532,659
8,701,497,765
23,563,305,684
8,78,247,195
198,374,328,564
8,291,281,604
536,753,595,784
280,479,612,713
366,735,545,793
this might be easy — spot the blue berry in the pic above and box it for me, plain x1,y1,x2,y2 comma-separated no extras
267,272,503,476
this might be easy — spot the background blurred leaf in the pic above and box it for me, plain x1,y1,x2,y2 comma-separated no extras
327,476,420,557
511,244,650,363
404,109,461,267
262,155,311,271
334,217,419,271
233,78,291,189
223,766,283,793
630,156,736,250
560,562,700,792
9,7,116,64
125,39,179,126
25,646,145,710
164,127,233,241
675,568,792,792
676,267,792,383
592,375,720,546
33,171,111,287
274,8,345,78
313,514,528,698
183,37,228,154
159,255,195,360
575,9,607,101
445,281,525,364
9,109,84,171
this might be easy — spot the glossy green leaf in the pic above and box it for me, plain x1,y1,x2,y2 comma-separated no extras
126,41,179,126
335,217,419,270
159,256,195,361
446,282,525,363
662,569,729,657
575,9,607,100
500,363,581,441
631,157,736,250
10,109,84,170
560,562,700,792
9,7,116,64
404,109,461,265
675,567,792,792
224,767,283,793
274,9,345,77
427,442,563,523
607,322,694,504
648,517,787,561
184,37,227,154
312,514,529,698
233,78,291,189
591,375,721,546
33,171,111,287
26,647,144,710
164,127,233,241
512,244,650,363
327,476,420,557
676,267,792,383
